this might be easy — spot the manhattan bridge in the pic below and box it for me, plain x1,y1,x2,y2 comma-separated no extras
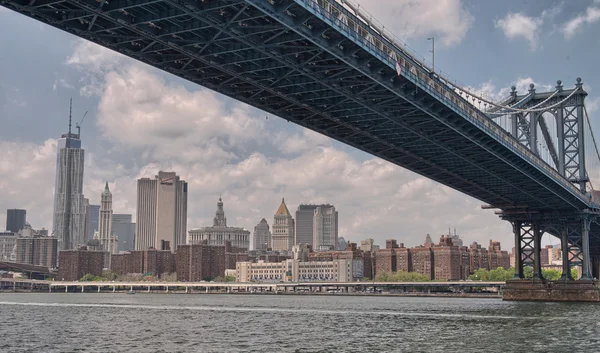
3,0,600,289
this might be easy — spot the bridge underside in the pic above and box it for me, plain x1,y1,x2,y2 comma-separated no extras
3,0,600,283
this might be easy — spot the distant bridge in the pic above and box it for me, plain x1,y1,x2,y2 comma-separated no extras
2,0,600,283
0,261,55,279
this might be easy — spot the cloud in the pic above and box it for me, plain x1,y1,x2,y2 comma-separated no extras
562,3,600,38
52,78,74,91
0,39,519,249
495,12,543,49
356,0,473,47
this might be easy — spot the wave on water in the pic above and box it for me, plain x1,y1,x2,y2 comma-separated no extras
0,301,544,320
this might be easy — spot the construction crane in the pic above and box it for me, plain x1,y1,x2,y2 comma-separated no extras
76,111,88,136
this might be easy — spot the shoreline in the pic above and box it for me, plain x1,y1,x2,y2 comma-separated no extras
0,289,500,299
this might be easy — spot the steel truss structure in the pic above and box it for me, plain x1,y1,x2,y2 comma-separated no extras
2,0,600,280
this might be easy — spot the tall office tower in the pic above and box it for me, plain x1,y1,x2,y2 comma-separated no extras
112,214,135,251
136,171,188,252
85,204,100,242
98,183,118,254
272,198,294,251
53,101,86,251
6,209,26,232
295,204,337,246
253,218,271,251
295,205,319,245
313,205,338,250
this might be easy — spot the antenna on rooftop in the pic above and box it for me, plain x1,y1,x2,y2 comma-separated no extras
68,98,72,135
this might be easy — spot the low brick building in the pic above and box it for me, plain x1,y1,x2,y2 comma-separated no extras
16,236,58,268
58,247,105,281
110,249,174,278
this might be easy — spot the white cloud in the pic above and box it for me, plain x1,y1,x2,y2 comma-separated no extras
495,12,543,49
562,4,600,38
356,0,473,47
52,78,74,91
1,40,518,249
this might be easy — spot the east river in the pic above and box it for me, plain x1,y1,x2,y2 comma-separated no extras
1,293,599,352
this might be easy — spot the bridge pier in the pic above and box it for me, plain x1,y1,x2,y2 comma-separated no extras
504,212,600,301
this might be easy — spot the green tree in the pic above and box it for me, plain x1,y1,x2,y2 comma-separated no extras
224,275,236,282
571,267,579,280
375,271,429,282
542,268,562,281
80,274,96,282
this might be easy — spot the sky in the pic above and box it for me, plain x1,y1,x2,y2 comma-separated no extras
1,0,600,249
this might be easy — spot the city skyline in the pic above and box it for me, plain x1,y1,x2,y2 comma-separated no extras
2,1,600,248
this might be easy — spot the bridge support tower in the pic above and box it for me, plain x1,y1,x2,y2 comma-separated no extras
503,212,600,301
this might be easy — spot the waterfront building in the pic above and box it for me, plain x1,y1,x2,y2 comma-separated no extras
313,205,338,250
58,247,105,281
85,204,100,242
247,249,290,264
411,247,433,280
52,115,87,251
188,197,250,249
469,242,489,272
176,241,247,282
6,209,26,233
136,171,188,252
252,218,271,251
432,235,461,281
15,235,58,268
111,249,175,278
272,199,294,251
98,183,118,254
0,231,17,261
487,240,510,270
236,258,353,283
112,214,135,251
307,242,366,280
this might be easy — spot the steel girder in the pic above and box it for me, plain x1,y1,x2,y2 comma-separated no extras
1,2,594,211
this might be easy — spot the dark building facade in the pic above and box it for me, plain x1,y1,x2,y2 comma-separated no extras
6,209,26,233
110,249,174,278
58,248,105,281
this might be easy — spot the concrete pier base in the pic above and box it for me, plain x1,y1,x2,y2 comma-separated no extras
503,279,600,302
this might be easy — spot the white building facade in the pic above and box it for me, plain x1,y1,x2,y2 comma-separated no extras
136,171,187,252
236,259,353,283
0,232,17,262
188,197,250,249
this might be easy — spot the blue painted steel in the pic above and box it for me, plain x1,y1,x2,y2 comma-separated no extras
2,0,599,248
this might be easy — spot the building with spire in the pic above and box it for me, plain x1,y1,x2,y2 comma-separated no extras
188,196,250,249
253,218,271,251
53,99,87,251
272,198,295,252
97,183,118,254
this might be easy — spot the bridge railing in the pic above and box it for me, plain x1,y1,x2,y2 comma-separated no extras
295,0,588,203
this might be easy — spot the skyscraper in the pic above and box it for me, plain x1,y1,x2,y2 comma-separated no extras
97,183,118,254
136,171,187,252
295,205,319,245
52,101,86,251
272,198,294,251
295,204,337,247
112,214,135,251
313,205,338,251
6,209,26,233
85,204,100,242
253,218,271,251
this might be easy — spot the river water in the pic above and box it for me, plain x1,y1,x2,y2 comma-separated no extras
0,293,598,352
